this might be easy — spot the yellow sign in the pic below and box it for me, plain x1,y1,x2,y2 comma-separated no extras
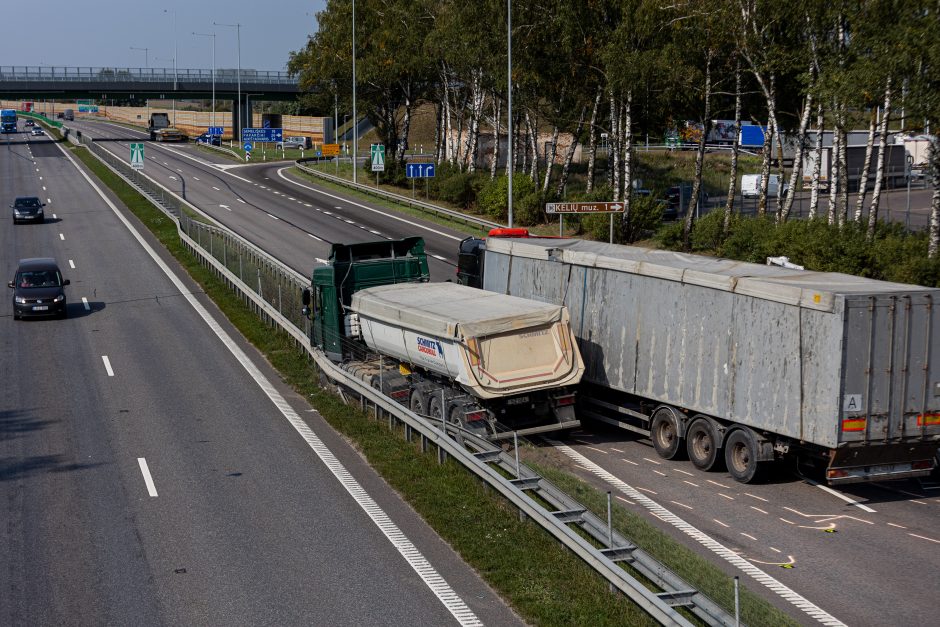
322,143,340,156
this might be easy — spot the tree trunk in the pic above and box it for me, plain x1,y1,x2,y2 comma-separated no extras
555,105,585,198
928,136,940,258
442,65,454,164
837,117,849,225
489,96,501,180
396,97,412,163
828,104,840,225
853,109,878,222
435,102,444,164
780,91,813,222
525,111,539,182
621,91,634,239
758,119,773,216
867,77,893,240
585,86,602,194
684,53,712,247
541,125,559,195
506,111,518,176
724,61,742,235
609,91,620,199
809,102,824,219
464,69,485,173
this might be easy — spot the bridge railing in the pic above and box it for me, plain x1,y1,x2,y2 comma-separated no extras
0,66,296,85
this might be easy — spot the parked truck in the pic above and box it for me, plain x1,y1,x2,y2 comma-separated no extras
303,237,585,438
458,234,940,484
1,109,18,133
148,112,185,142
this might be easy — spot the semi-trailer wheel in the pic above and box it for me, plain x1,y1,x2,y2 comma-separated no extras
724,428,765,483
428,395,445,422
650,407,685,460
686,417,721,471
410,390,427,416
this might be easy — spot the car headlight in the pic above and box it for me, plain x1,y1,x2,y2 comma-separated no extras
15,296,27,304
53,294,65,303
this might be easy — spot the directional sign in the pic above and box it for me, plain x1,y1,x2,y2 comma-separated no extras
371,143,385,172
321,143,340,157
545,201,625,214
242,127,283,143
130,142,145,170
406,163,436,178
243,141,253,152
208,126,224,136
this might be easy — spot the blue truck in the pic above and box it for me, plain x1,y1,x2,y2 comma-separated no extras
1,109,17,133
739,124,767,148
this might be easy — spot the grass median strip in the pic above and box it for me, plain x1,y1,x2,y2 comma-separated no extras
68,142,796,626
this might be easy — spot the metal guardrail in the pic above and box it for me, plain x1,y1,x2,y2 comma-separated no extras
294,160,503,232
0,66,296,85
72,131,739,627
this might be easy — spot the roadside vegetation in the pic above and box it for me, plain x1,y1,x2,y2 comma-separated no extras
64,137,798,626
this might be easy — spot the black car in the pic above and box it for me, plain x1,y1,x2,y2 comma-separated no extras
11,196,45,224
195,132,222,146
9,258,70,320
24,119,34,127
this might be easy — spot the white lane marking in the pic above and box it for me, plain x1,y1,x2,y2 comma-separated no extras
807,479,877,513
237,198,246,203
740,533,757,541
745,493,769,503
163,161,169,165
670,500,694,510
192,176,200,181
138,458,158,497
621,458,639,466
707,479,732,489
59,233,65,241
315,257,329,265
278,168,464,242
653,470,666,477
615,495,635,505
770,547,782,554
713,519,730,528
273,191,282,195
213,186,221,191
636,487,658,495
288,196,296,200
431,254,447,261
169,176,177,180
304,203,312,207
551,442,847,626
47,199,52,205
887,522,907,529
909,533,940,544
42,186,46,190
323,211,332,215
176,168,183,173
220,205,231,211
82,297,90,311
642,457,661,465
58,141,481,626
308,233,323,242
673,468,694,477
344,219,356,224
259,185,267,189
267,213,280,220
369,230,382,235
683,480,700,487
719,493,735,500
750,506,769,515
102,356,114,377
68,260,75,269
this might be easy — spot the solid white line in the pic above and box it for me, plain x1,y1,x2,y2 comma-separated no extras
69,260,75,269
308,233,323,241
277,168,463,242
808,480,877,513
237,198,246,203
59,233,65,241
82,297,90,311
887,522,907,529
550,441,847,626
909,533,940,544
138,458,158,497
61,134,482,625
101,356,114,377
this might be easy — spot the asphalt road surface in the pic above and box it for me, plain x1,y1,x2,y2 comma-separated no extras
1,122,523,626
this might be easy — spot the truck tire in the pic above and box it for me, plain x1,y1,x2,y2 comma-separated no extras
650,407,685,460
687,417,721,471
724,428,765,483
428,394,445,422
410,390,427,416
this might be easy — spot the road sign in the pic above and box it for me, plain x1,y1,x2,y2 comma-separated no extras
242,127,283,143
243,141,253,152
208,126,224,136
371,143,385,172
406,163,436,178
321,143,340,157
545,201,625,214
130,142,145,170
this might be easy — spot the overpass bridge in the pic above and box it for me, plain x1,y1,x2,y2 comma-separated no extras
0,66,300,135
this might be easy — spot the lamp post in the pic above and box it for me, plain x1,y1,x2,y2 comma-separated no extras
352,0,358,185
506,0,513,227
163,9,178,125
193,31,216,130
130,46,150,69
214,21,243,141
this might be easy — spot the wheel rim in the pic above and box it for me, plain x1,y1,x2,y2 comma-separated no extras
690,430,712,462
730,441,749,474
656,419,676,449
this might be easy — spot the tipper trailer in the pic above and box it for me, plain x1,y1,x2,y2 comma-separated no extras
458,235,940,484
303,237,584,438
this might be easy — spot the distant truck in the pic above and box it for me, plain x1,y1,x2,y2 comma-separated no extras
741,173,788,198
1,109,18,133
459,234,940,484
62,109,74,121
302,237,584,438
148,113,185,142
803,144,907,191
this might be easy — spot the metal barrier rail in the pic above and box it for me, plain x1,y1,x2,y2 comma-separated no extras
294,160,503,232
0,66,296,85
72,132,739,627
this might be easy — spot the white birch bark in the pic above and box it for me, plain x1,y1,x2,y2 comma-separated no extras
724,61,742,234
809,102,824,219
867,77,893,239
435,101,444,164
609,91,620,199
828,106,840,225
464,69,485,173
621,91,633,237
396,97,412,163
780,91,813,222
928,136,940,258
837,118,849,225
555,105,585,198
684,54,712,244
585,87,602,194
758,118,773,216
853,110,878,222
525,111,538,182
489,95,501,180
541,125,559,195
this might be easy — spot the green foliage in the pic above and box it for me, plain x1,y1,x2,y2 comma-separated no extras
622,196,665,243
477,174,537,222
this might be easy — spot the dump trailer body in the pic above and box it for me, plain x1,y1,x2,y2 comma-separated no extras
351,282,584,400
481,237,940,482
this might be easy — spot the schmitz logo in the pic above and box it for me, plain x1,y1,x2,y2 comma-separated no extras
416,336,444,358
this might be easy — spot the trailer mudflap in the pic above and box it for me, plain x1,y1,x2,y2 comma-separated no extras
827,441,939,484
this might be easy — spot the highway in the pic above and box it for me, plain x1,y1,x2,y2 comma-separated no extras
52,118,940,625
1,122,522,625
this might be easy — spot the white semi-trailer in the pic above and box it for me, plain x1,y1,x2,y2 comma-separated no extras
458,234,940,483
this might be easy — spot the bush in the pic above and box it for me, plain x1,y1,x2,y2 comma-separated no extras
689,210,726,252
622,196,665,243
477,174,537,222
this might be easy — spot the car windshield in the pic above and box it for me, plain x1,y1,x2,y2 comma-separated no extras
15,198,41,208
16,270,61,288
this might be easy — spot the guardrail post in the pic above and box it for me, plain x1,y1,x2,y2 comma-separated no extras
734,576,740,627
278,283,282,315
607,491,614,548
515,431,526,522
239,252,243,283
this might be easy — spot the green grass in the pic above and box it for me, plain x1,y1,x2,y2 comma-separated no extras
67,141,798,626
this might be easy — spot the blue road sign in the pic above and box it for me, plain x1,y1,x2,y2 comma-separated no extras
243,142,253,152
208,126,224,136
242,127,283,143
406,163,436,178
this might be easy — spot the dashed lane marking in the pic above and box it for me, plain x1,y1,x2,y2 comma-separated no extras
137,458,158,497
68,260,75,269
713,519,729,528
82,297,90,311
101,356,114,377
750,506,769,515
909,533,940,544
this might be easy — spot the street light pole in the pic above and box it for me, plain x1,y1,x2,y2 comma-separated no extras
193,32,216,130
215,21,242,141
352,0,358,185
163,9,178,125
130,46,150,69
507,0,513,227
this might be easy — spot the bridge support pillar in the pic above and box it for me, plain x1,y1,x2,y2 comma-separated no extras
231,94,253,142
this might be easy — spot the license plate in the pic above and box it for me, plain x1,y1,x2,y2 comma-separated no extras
32,305,49,311
507,396,530,406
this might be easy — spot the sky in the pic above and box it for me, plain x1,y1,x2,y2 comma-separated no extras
2,0,327,72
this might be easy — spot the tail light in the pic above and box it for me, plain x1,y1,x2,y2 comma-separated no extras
390,389,410,401
553,394,576,407
912,459,934,471
827,468,850,480
465,410,487,423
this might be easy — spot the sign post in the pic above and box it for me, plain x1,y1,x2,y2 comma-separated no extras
243,141,252,161
130,142,145,171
